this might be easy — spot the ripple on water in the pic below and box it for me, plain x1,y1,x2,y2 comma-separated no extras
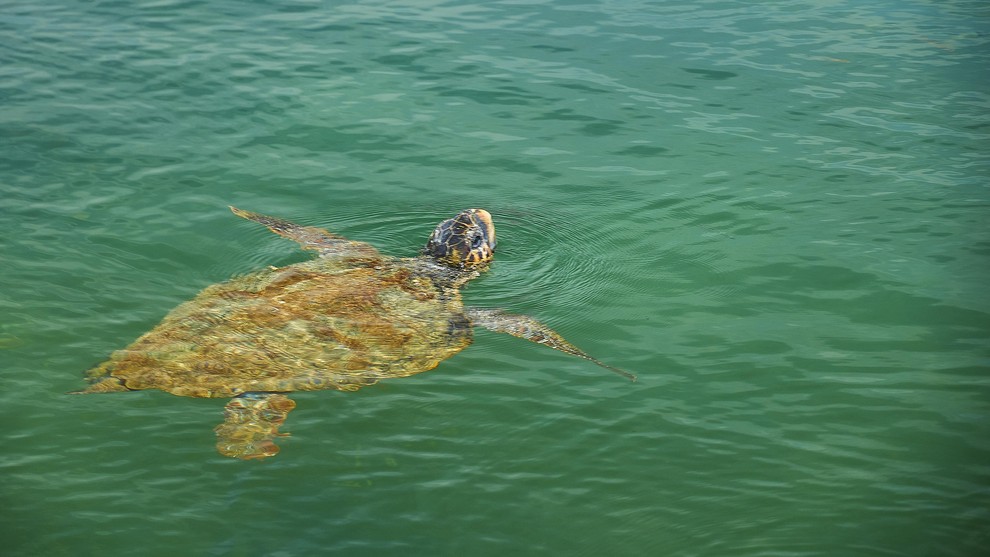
465,206,637,327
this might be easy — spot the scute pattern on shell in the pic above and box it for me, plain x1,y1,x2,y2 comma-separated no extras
83,256,473,398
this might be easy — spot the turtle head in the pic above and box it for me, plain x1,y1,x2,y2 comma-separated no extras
423,209,497,268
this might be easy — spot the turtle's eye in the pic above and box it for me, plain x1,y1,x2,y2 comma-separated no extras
471,234,483,249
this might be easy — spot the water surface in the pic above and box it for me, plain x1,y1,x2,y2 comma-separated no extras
2,1,989,556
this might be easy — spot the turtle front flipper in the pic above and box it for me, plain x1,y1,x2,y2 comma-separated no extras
466,307,637,382
214,393,297,460
230,206,380,260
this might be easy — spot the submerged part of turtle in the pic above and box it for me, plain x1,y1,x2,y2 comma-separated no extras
75,206,636,459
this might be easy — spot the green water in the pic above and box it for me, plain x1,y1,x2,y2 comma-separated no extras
2,1,989,555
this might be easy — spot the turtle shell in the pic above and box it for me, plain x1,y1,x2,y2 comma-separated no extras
84,256,473,398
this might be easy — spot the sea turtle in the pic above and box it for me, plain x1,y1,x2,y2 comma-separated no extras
75,206,636,459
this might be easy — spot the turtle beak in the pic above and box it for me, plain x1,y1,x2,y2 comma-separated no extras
456,209,496,267
470,209,496,252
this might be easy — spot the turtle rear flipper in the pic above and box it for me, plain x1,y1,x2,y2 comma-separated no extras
214,393,297,460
